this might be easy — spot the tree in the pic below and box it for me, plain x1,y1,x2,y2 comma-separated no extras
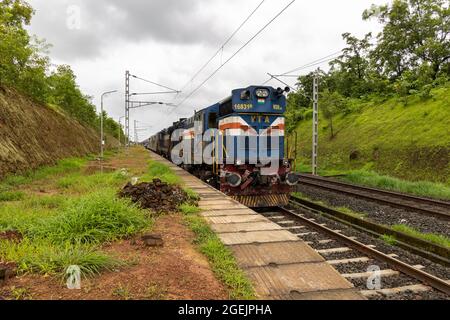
0,0,122,139
47,65,97,126
320,90,346,139
0,0,33,85
364,0,450,80
329,33,373,97
0,0,50,102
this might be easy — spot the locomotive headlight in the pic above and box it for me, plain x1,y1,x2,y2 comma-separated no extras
226,173,242,187
286,173,299,186
255,88,269,98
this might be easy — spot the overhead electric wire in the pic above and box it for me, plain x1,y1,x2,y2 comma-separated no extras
262,50,342,86
131,74,180,93
173,0,297,112
176,0,267,98
280,50,342,75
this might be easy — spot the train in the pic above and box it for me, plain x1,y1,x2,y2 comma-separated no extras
145,85,299,207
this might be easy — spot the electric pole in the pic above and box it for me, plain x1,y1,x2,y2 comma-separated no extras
312,70,319,176
124,70,179,148
125,71,131,147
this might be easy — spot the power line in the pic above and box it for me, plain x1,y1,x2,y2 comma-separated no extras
175,0,267,97
131,91,179,96
174,0,297,112
263,50,342,85
131,74,180,93
281,50,342,75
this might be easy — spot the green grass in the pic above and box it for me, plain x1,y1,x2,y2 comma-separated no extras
0,239,122,276
179,203,202,215
391,224,450,248
183,188,201,202
9,287,33,300
56,171,128,193
1,158,87,189
0,191,25,202
341,170,450,200
184,214,255,300
335,206,367,219
290,84,450,184
30,189,151,245
381,235,397,246
0,160,151,278
112,283,134,300
141,160,182,185
0,189,150,276
292,192,367,219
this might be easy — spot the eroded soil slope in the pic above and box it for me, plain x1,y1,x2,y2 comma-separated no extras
0,87,115,178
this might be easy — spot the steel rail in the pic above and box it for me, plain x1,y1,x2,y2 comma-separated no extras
276,206,450,296
297,174,450,220
289,196,450,266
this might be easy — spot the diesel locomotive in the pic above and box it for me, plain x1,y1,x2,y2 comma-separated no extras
146,85,299,207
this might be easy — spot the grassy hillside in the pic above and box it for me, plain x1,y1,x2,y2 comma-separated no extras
289,85,450,185
0,86,119,179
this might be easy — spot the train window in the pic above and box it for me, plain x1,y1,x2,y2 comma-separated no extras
208,112,218,129
219,99,233,117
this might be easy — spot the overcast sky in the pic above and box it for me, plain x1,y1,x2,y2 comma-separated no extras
27,0,390,140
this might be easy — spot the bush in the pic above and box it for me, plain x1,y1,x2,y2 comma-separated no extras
0,238,122,276
31,190,150,244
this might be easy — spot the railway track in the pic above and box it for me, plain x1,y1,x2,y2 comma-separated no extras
256,204,450,300
290,195,450,266
297,174,450,220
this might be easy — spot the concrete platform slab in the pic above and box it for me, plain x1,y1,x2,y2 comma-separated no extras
199,200,240,206
218,230,299,245
230,242,325,268
197,195,228,200
201,209,258,217
246,263,355,298
202,204,249,211
211,222,283,233
148,151,365,300
206,215,269,224
269,289,365,300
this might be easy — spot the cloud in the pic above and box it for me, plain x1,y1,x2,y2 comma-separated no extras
26,0,390,139
28,0,227,60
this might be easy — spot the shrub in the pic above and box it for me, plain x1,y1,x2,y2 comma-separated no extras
31,190,150,244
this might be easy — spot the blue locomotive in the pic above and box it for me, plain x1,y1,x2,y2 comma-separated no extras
147,85,299,207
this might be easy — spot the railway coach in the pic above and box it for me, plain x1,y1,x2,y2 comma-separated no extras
147,85,299,207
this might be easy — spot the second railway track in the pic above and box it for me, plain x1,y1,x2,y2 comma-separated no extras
256,205,450,300
297,174,450,220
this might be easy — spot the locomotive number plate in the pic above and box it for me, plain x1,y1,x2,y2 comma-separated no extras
234,104,253,110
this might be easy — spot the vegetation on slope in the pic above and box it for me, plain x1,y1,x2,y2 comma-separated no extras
0,0,122,139
285,0,449,188
289,85,450,185
0,152,150,277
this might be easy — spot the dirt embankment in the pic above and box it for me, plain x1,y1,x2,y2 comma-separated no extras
0,86,117,179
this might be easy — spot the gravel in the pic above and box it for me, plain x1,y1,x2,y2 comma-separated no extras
265,205,450,300
295,184,450,237
288,204,450,281
332,261,390,274
370,290,449,300
351,274,418,290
